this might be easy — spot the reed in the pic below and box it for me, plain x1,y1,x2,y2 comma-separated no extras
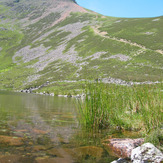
78,82,163,135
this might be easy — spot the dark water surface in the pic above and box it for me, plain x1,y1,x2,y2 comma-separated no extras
0,91,118,163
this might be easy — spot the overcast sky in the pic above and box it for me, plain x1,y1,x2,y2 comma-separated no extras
76,0,163,18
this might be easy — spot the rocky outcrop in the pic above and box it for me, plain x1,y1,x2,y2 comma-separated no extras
104,138,144,158
131,143,163,163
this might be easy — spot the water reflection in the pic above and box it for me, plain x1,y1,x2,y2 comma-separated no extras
0,91,78,142
0,91,116,162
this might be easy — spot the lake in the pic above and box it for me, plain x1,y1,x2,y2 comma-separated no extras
0,91,118,163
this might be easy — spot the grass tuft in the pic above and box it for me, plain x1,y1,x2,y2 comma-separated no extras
77,82,163,138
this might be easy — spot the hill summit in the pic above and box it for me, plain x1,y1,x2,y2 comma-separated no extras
0,0,162,92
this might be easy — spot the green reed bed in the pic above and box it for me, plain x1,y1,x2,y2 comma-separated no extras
78,82,163,145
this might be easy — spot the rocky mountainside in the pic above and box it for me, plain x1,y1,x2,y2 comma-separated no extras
0,0,162,92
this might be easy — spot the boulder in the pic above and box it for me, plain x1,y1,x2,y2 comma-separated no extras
104,138,144,158
131,143,163,163
111,158,129,163
0,135,24,146
50,93,54,96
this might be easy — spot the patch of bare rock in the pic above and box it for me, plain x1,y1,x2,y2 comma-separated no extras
14,21,89,73
103,138,163,163
103,54,131,62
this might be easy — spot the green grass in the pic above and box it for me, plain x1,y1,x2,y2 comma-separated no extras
32,30,71,50
0,1,162,148
33,81,85,96
25,60,78,89
64,26,140,57
0,22,23,70
0,60,36,90
21,12,61,47
0,3,162,90
99,16,163,50
0,5,9,15
58,12,97,27
77,82,163,146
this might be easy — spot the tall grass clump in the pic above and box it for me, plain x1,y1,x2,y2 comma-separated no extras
78,82,110,129
78,82,163,135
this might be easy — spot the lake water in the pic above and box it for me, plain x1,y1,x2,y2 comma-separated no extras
0,91,119,163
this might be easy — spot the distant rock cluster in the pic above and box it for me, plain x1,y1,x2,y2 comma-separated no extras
100,77,161,86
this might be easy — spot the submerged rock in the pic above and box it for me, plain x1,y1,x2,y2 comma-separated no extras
63,146,104,160
0,135,24,146
32,145,46,152
104,138,144,158
46,148,63,157
73,146,104,158
131,143,163,163
35,157,73,163
0,154,34,163
33,129,49,134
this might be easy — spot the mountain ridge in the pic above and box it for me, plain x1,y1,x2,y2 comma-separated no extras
0,0,162,93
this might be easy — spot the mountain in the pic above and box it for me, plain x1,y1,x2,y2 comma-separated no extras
0,0,162,93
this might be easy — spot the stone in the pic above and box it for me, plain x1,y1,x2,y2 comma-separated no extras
104,138,144,158
73,146,104,158
0,135,24,146
35,157,73,163
13,129,27,137
0,155,22,163
0,27,7,31
0,154,35,163
64,146,104,160
32,145,46,152
33,129,48,134
131,143,163,163
46,148,63,157
111,158,129,163
50,93,54,96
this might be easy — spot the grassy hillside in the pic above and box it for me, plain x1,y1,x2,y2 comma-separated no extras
0,0,162,92
99,16,163,50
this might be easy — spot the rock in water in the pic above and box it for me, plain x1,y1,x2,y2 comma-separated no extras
0,135,24,146
131,143,163,163
104,138,144,158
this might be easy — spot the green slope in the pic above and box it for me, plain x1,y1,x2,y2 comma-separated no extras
0,0,162,92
